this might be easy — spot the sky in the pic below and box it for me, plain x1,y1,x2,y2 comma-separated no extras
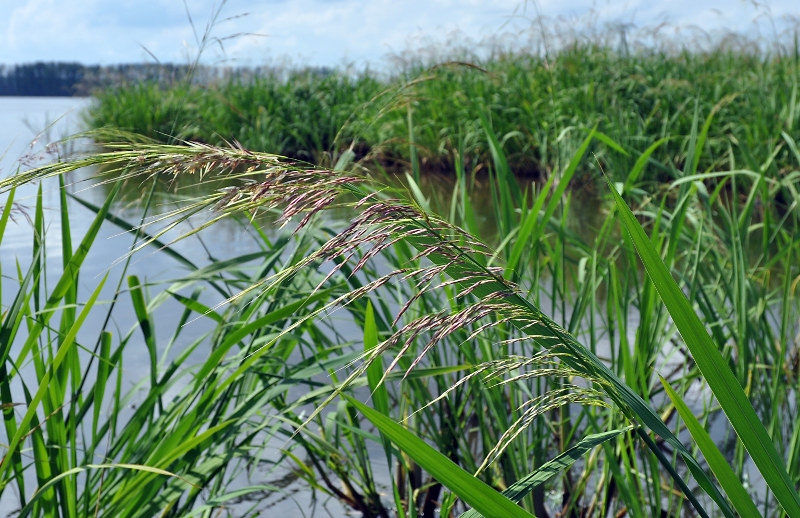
1,1,799,70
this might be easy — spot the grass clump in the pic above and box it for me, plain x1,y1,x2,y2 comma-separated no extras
2,116,799,516
87,69,383,164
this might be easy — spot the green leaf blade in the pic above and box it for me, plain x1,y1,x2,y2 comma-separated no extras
606,175,800,516
661,377,762,518
345,395,535,518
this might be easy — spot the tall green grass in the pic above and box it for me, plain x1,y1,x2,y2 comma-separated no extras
3,116,798,516
4,21,800,516
87,70,382,165
88,34,800,194
0,169,401,516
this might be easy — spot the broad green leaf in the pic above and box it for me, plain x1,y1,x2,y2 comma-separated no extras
345,395,535,518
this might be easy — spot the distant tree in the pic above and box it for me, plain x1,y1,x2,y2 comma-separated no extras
0,61,283,96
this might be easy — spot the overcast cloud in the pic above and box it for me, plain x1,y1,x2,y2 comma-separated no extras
1,1,798,68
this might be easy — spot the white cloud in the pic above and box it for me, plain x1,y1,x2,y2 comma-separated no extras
223,0,524,67
1,0,798,66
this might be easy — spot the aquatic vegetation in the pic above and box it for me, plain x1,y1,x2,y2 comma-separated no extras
2,112,799,516
3,22,800,516
87,37,800,194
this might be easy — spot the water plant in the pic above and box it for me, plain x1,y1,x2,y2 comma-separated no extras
2,111,798,516
86,24,800,195
4,14,800,515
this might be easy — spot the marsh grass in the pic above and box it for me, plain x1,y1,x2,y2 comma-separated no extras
3,17,800,518
87,30,800,196
2,111,798,516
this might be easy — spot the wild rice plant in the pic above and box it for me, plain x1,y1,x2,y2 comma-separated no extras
86,25,800,198
0,166,402,516
4,125,798,516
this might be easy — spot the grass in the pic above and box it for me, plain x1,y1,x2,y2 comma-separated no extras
86,70,382,165
3,23,800,517
87,33,800,195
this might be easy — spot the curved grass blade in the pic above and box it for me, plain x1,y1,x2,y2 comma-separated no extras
345,395,535,518
661,376,762,517
606,175,800,516
460,426,633,518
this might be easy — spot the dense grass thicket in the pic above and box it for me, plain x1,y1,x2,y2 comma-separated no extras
88,41,800,191
3,27,800,518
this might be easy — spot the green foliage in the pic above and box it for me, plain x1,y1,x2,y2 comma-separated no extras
4,32,800,517
3,118,799,516
88,41,800,194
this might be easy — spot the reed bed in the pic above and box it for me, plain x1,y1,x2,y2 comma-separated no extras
88,37,800,191
2,25,800,518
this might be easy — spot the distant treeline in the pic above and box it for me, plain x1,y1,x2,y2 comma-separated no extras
0,62,323,97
